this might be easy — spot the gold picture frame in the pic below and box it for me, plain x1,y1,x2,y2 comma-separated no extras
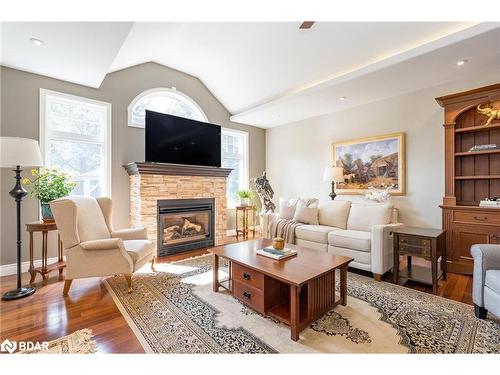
333,132,406,195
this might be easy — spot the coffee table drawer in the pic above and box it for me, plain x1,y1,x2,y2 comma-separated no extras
233,280,264,314
232,263,264,290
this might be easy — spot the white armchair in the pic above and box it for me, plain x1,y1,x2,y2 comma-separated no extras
50,196,155,295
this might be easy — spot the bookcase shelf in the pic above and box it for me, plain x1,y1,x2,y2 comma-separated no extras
455,149,500,156
454,123,500,134
455,175,500,180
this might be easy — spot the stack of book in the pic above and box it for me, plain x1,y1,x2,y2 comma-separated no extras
256,246,297,260
468,144,499,152
480,199,500,208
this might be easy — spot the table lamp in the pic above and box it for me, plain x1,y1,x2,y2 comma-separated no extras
323,166,344,200
0,137,43,300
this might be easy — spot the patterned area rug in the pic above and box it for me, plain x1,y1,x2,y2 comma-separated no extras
104,255,500,353
23,329,96,354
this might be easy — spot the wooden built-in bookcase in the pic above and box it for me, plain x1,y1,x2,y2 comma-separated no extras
436,83,500,274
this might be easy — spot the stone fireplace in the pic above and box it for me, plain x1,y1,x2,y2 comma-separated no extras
124,162,232,256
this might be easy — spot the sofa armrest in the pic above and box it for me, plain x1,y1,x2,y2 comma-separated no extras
80,238,123,251
471,244,500,307
371,223,404,275
260,212,279,239
111,227,148,241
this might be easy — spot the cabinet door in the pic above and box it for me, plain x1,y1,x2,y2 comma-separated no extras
451,224,500,274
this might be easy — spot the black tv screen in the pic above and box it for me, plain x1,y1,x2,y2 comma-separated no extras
145,110,221,167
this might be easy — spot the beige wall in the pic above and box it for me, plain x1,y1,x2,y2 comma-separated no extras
0,63,266,265
266,74,499,228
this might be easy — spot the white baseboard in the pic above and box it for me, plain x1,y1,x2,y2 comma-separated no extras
226,225,261,237
0,256,64,277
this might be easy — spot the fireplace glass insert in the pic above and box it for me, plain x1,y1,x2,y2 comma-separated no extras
157,198,214,256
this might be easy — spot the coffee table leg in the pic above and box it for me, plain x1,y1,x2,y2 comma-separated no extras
213,254,219,292
290,285,300,341
340,266,348,306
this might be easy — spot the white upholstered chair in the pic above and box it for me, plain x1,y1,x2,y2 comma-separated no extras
50,196,155,295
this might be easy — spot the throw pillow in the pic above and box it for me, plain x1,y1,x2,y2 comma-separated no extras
293,206,319,225
296,197,319,208
278,198,297,220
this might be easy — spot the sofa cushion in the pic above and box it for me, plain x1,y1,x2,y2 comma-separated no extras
327,245,371,265
485,270,500,294
293,206,319,225
328,229,371,252
296,225,338,243
318,200,351,229
296,239,328,252
278,198,298,220
123,240,153,263
347,203,393,232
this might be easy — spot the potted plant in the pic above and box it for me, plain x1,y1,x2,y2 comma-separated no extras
236,190,252,206
22,168,77,222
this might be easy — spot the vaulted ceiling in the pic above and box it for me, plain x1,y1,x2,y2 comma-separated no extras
1,22,499,128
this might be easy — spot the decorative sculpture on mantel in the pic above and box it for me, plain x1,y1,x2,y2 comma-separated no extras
252,171,276,214
477,104,500,127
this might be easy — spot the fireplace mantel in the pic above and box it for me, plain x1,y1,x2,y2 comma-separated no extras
124,162,232,178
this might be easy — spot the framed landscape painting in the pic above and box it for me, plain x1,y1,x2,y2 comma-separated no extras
333,132,405,195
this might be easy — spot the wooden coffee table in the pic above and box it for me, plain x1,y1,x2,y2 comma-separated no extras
210,239,353,341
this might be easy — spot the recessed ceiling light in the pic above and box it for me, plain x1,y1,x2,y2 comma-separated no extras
29,38,44,46
456,59,468,66
339,96,346,101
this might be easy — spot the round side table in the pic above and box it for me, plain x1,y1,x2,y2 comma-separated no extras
26,221,66,285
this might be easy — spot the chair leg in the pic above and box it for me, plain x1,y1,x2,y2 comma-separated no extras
63,279,73,296
124,274,133,293
151,256,156,272
373,273,382,282
474,304,488,319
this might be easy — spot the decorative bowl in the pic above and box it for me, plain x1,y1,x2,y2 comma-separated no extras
272,237,285,250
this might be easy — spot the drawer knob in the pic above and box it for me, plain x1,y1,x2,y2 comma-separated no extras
243,272,251,280
243,291,251,300
474,216,487,221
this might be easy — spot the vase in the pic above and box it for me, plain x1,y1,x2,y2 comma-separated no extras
41,202,54,223
240,198,249,206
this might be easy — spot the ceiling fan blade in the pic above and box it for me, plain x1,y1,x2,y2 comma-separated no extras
299,21,315,30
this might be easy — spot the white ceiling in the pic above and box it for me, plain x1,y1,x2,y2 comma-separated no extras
1,22,133,87
1,22,499,128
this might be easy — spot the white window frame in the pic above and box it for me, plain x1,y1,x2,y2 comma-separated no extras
221,127,249,209
39,88,112,197
127,87,208,128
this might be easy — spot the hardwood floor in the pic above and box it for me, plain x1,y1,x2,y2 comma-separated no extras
0,236,473,353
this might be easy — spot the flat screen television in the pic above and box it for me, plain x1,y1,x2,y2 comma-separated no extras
145,110,221,167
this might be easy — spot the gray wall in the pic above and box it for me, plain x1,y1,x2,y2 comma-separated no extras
266,73,499,228
0,63,266,265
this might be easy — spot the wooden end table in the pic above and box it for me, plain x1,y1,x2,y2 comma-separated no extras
210,239,353,341
26,221,66,285
392,226,446,294
235,205,256,240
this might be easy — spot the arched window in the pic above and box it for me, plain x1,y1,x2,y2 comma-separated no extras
128,87,207,128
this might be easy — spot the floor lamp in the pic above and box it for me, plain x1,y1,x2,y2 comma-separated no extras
0,137,43,301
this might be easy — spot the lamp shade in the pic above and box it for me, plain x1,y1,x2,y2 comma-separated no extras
323,166,344,183
0,137,43,168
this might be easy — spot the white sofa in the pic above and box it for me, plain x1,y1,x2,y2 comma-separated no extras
262,200,402,280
